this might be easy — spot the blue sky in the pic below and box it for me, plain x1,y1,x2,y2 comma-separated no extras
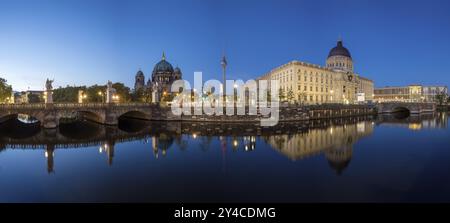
1,0,450,91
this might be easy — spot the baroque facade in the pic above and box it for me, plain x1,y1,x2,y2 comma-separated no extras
258,40,374,104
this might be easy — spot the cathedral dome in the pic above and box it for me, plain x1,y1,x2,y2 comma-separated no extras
153,53,174,74
327,40,352,59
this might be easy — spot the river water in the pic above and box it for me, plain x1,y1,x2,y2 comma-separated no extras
0,112,449,202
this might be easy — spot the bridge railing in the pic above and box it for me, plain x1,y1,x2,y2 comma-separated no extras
0,103,46,109
0,102,157,110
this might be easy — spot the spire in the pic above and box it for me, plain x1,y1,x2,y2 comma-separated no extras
337,35,343,46
162,51,166,61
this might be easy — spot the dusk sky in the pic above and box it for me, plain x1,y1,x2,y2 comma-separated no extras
1,0,450,91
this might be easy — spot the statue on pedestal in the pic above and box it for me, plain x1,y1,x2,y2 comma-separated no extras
45,78,54,104
151,82,159,103
106,80,116,103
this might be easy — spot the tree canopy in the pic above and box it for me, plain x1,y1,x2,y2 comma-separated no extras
0,78,13,103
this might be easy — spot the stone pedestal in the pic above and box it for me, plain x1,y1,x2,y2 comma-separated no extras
106,81,115,103
152,91,159,103
45,90,53,104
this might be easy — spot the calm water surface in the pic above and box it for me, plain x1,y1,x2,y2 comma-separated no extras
0,113,449,202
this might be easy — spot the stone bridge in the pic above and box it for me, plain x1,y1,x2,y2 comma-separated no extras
0,103,178,128
376,102,436,114
1,103,376,129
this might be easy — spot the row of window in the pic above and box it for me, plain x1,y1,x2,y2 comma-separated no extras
327,62,352,69
275,74,334,85
296,85,331,93
274,69,333,81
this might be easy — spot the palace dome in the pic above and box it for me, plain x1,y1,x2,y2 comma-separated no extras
327,40,352,59
153,53,174,74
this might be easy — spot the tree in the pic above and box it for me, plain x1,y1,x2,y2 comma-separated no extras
27,93,42,103
297,92,306,104
0,78,12,103
53,85,86,103
131,88,144,102
434,91,448,106
112,82,131,103
278,88,286,102
287,88,295,103
86,85,106,103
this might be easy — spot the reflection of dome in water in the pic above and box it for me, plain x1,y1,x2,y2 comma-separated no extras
155,133,174,151
325,146,353,175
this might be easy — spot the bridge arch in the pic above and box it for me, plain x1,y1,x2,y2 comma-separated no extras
118,110,151,120
391,106,411,113
0,112,43,125
76,110,105,124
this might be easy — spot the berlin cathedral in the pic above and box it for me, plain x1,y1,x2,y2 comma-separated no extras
134,52,182,100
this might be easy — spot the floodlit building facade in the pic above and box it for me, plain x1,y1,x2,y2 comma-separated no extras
257,40,374,104
374,85,448,102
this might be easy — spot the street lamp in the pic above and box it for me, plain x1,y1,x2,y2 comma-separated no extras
98,91,104,103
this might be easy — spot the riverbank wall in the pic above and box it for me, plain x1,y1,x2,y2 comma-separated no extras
146,104,376,123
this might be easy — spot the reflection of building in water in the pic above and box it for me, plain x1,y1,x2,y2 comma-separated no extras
377,113,448,130
325,143,352,175
99,141,115,165
264,121,373,174
230,136,257,152
45,145,55,173
151,134,174,158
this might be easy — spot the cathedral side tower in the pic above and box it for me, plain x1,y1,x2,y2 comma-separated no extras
134,69,145,92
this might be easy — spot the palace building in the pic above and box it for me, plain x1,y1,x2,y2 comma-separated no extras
258,40,374,104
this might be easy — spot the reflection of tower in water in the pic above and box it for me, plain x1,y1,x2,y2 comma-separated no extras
220,136,227,173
